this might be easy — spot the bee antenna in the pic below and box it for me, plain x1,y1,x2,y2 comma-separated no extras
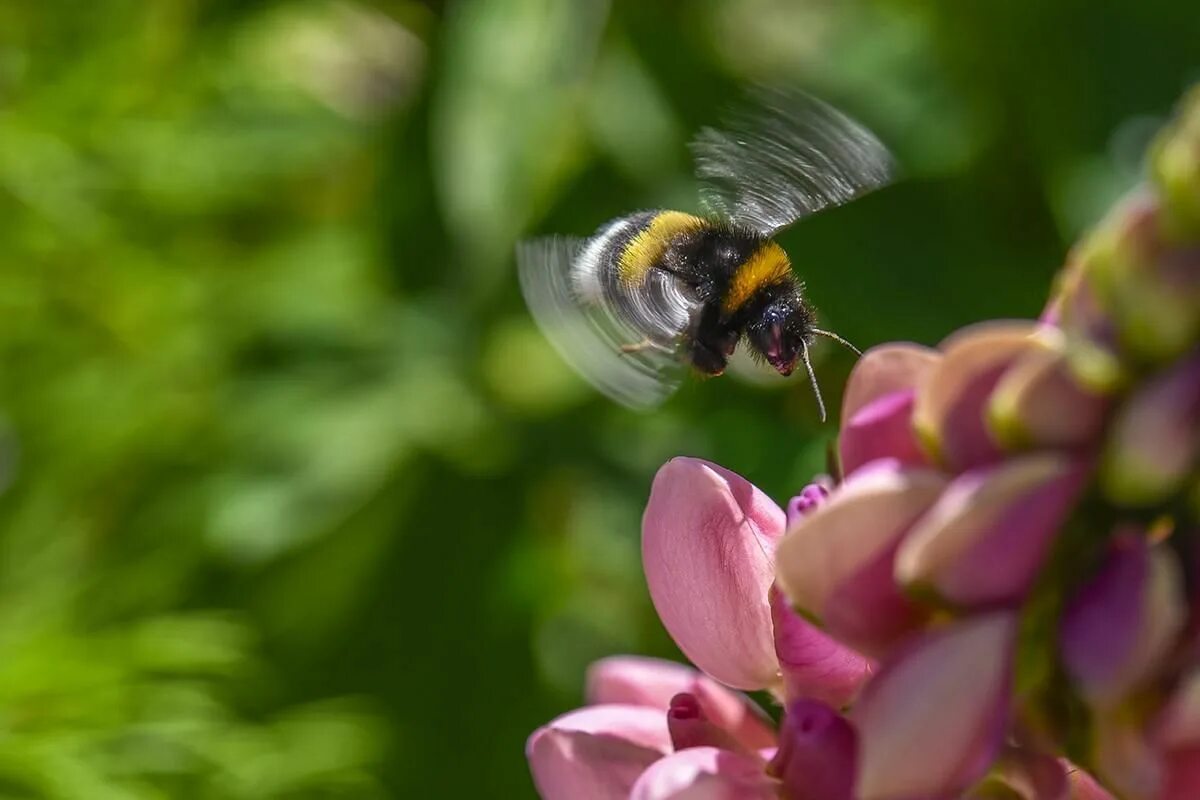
810,327,861,356
799,340,827,423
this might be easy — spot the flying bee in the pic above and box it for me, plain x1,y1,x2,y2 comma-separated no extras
517,87,894,419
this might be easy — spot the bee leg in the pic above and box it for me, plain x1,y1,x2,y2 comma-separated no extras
619,339,671,355
688,341,728,377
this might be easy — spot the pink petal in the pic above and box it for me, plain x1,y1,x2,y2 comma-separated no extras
1060,534,1187,707
527,705,672,800
853,611,1016,800
987,335,1111,451
839,389,929,477
642,458,786,690
769,699,857,800
770,586,873,708
668,693,749,754
586,656,776,751
895,454,1088,608
629,747,779,800
1101,351,1200,506
842,343,941,423
775,461,947,655
913,321,1042,471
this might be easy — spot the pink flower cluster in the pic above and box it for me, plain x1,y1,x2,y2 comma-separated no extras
527,87,1200,798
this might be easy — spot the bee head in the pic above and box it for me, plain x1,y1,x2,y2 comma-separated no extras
745,288,811,376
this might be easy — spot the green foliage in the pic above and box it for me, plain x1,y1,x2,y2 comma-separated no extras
0,0,1196,796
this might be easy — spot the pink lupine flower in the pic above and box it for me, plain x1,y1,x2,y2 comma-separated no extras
530,653,871,799
527,85,1200,800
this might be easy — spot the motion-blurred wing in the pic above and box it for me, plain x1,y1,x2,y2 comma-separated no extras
691,87,894,235
517,236,691,409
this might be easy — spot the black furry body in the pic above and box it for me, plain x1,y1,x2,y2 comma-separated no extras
580,210,814,377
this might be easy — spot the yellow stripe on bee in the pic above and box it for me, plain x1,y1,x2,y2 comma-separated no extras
617,211,705,286
722,241,792,314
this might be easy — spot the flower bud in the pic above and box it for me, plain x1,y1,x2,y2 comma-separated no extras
775,461,947,655
988,333,1110,451
586,656,776,751
1082,193,1200,365
852,611,1017,800
913,321,1042,471
787,482,832,525
769,699,858,800
1151,84,1200,238
1053,259,1127,393
667,693,747,753
841,343,941,423
1101,351,1200,507
839,389,929,477
895,454,1087,608
1060,533,1187,707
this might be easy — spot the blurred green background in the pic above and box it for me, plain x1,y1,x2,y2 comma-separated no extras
0,0,1196,797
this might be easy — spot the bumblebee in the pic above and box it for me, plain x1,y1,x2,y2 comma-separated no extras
517,88,893,419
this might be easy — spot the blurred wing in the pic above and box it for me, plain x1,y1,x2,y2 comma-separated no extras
517,236,692,409
691,87,895,235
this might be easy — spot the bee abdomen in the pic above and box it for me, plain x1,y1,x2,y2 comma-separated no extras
572,212,652,302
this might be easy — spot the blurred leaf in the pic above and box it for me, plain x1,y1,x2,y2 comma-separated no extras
432,0,610,286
